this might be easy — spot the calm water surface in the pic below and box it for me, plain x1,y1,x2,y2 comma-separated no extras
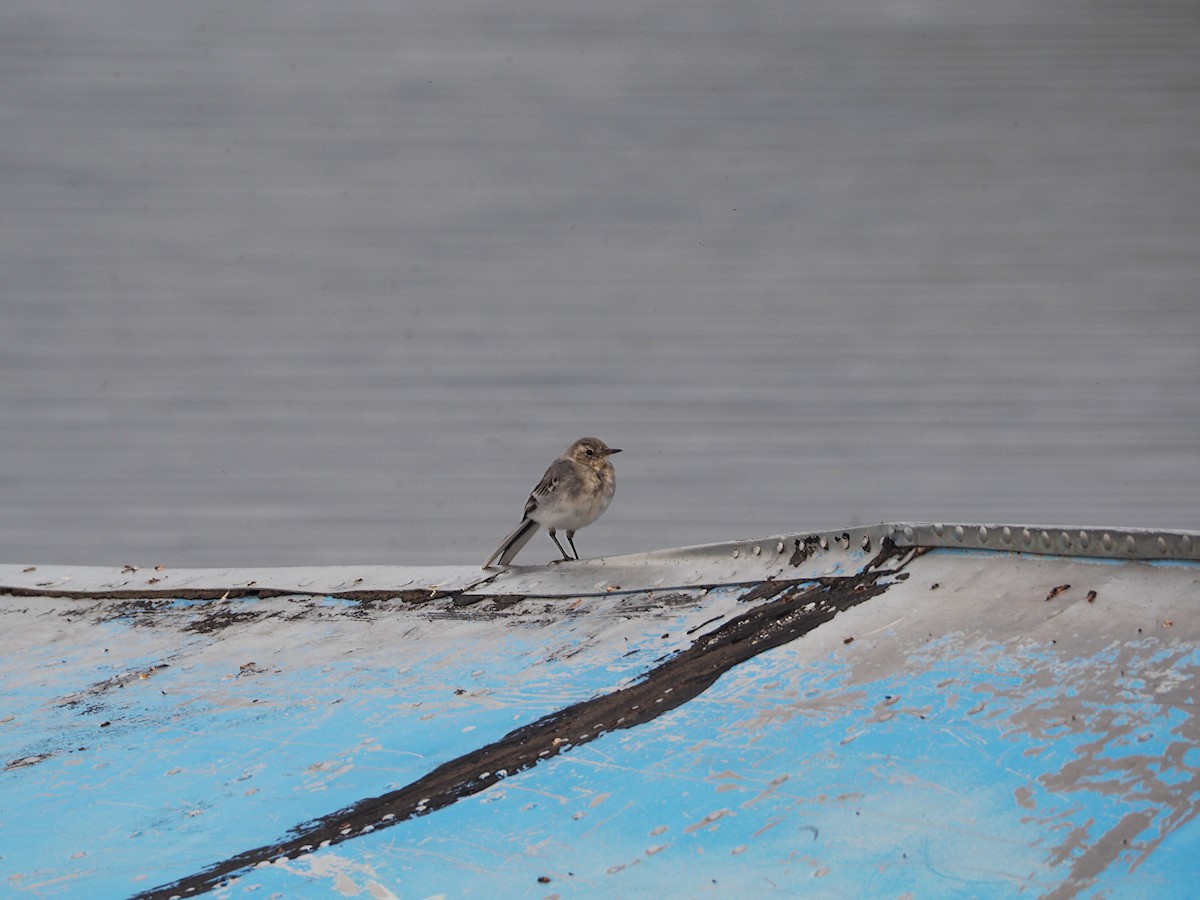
1,0,1197,566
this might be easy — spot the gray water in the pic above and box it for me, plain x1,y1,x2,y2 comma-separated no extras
2,0,1197,567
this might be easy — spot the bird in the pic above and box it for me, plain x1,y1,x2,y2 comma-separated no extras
483,437,621,568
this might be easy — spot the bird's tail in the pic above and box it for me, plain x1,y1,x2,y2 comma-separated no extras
482,517,539,569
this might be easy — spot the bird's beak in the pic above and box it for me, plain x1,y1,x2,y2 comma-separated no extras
607,448,622,455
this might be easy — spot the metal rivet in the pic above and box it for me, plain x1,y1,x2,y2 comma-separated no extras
933,523,945,537
1124,535,1137,554
903,526,915,541
978,526,988,544
1182,534,1193,555
752,545,761,556
732,548,740,559
1157,536,1168,554
1001,526,1012,544
1101,532,1114,551
776,541,785,553
861,535,872,551
1021,528,1033,547
819,537,828,550
1078,530,1090,549
1060,531,1071,550
1040,530,1052,549
954,525,965,542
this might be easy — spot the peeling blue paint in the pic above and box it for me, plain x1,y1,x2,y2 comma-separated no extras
2,540,1198,898
221,635,1200,898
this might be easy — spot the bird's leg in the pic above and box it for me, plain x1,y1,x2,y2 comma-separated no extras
548,528,572,561
566,530,580,560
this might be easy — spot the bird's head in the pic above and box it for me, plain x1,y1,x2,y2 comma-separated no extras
567,437,621,467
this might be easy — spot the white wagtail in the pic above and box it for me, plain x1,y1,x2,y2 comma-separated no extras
483,437,621,568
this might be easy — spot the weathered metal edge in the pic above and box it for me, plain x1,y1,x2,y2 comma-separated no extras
478,521,1199,595
885,521,1198,561
0,523,1194,601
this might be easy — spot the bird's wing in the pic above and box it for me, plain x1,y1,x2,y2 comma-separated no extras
484,458,580,568
523,457,574,517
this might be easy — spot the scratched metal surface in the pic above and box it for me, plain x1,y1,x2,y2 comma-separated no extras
239,554,1200,899
2,530,1198,898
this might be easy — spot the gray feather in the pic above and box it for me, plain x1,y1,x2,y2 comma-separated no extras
482,517,539,568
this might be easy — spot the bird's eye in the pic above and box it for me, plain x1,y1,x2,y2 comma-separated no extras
585,448,595,457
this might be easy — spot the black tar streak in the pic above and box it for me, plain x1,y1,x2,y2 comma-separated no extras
134,541,908,900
